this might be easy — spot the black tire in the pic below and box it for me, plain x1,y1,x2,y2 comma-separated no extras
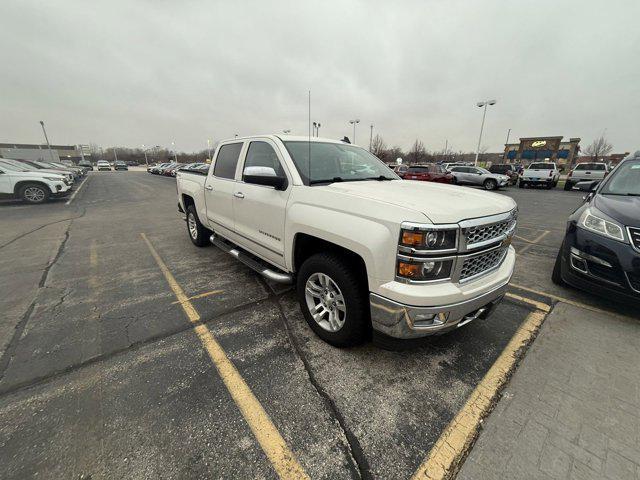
186,205,211,247
296,252,370,347
552,242,565,285
483,179,498,190
19,183,50,204
518,180,525,188
564,181,573,191
451,176,457,185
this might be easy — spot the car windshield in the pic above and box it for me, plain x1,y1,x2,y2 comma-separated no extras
283,141,398,185
529,163,554,169
0,161,30,172
575,163,605,170
600,160,640,196
477,167,490,174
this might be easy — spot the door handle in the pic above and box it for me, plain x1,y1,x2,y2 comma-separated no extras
205,185,213,191
234,192,245,199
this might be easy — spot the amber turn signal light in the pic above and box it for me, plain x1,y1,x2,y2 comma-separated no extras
401,231,424,246
397,262,420,277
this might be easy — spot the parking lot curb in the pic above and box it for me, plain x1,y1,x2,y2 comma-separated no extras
411,306,549,480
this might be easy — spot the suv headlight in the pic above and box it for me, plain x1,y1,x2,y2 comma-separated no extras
578,207,626,242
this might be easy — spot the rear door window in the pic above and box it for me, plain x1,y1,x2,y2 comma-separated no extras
213,143,243,180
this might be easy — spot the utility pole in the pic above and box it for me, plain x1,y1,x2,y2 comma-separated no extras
114,148,118,162
207,139,213,162
369,124,374,151
503,128,511,160
142,144,149,166
39,121,55,162
171,142,178,162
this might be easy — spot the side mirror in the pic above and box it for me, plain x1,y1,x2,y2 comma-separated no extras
243,166,287,190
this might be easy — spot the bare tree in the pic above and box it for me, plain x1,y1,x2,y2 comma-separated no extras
371,134,387,160
407,139,427,164
583,134,613,161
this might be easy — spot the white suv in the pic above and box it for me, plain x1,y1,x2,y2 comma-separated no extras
0,160,71,203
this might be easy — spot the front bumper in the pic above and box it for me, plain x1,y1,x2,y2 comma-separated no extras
560,225,640,306
370,281,508,339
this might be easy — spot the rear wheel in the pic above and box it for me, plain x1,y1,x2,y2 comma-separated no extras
186,205,211,247
20,183,50,204
518,180,526,188
296,252,369,347
483,179,498,190
564,181,573,191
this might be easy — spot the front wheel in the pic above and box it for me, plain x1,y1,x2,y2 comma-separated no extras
186,205,211,247
20,183,50,204
564,181,573,191
296,253,369,347
518,180,526,188
483,179,498,190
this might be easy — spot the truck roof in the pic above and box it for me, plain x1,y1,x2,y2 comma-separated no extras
218,134,349,145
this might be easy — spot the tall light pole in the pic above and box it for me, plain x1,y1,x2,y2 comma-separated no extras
316,122,321,137
207,139,213,162
474,100,496,166
369,124,374,151
39,120,55,162
503,128,512,160
171,141,178,162
142,144,149,166
349,119,360,144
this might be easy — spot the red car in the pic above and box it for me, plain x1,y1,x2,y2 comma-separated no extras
401,164,454,184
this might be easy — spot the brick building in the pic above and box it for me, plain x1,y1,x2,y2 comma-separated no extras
503,136,581,167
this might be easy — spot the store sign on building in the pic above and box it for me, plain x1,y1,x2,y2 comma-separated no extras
531,140,547,148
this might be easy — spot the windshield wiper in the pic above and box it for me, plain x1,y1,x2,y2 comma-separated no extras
309,177,345,185
360,175,395,181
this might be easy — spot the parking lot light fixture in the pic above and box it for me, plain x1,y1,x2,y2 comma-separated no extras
39,120,55,162
474,100,496,166
171,141,178,162
349,119,360,144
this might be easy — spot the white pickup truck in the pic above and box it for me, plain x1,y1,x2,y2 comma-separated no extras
518,162,560,189
176,135,517,347
0,160,72,203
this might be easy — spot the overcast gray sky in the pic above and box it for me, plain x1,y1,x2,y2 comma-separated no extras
1,0,639,153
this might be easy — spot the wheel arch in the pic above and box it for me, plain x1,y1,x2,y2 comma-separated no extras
14,180,52,195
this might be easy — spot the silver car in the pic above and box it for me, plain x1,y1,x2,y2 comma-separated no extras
449,166,510,190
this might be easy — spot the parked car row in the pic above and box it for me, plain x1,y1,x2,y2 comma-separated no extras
148,162,209,176
0,157,89,203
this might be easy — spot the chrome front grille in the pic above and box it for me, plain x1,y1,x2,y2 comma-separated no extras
628,227,640,252
465,218,515,249
460,247,508,282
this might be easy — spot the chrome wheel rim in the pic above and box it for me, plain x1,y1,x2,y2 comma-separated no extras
304,273,346,332
187,213,198,239
24,187,45,202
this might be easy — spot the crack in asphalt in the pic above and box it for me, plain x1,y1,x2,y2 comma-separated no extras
0,215,75,383
258,277,369,480
0,210,85,250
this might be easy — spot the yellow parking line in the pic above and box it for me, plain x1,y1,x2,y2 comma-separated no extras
509,282,619,316
411,309,547,480
504,292,551,312
516,230,550,254
140,233,309,480
170,289,224,305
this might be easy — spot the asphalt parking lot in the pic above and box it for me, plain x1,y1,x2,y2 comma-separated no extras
0,171,637,479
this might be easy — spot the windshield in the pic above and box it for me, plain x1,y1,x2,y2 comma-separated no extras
0,161,31,172
2,160,37,171
600,160,640,196
283,141,398,184
529,163,554,169
575,163,605,170
477,167,490,174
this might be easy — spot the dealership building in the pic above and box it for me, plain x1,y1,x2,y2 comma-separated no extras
0,143,90,164
503,136,581,167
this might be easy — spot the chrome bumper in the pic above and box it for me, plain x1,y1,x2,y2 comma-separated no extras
369,282,508,339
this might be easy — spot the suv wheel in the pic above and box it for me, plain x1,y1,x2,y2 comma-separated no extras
563,181,573,191
483,178,498,190
186,205,211,247
518,180,526,188
296,253,369,347
552,242,565,285
20,183,50,204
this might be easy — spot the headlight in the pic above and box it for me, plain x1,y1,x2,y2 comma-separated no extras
43,176,63,181
578,207,626,242
397,259,453,281
400,228,457,250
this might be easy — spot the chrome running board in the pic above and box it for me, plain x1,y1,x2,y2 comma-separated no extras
210,234,293,284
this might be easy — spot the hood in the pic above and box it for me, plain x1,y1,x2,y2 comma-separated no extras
34,168,72,178
16,171,65,180
594,194,640,228
320,180,516,224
